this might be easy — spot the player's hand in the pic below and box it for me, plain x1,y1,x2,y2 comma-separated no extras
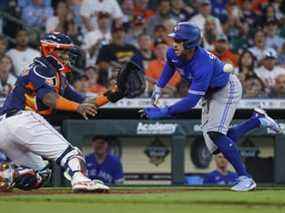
151,85,162,107
139,107,171,119
76,103,98,120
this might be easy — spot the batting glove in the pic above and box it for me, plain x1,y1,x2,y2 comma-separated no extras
140,107,171,119
151,85,162,107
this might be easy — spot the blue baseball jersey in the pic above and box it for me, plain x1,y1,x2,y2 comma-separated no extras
158,47,230,96
0,57,85,116
85,153,124,185
203,170,238,185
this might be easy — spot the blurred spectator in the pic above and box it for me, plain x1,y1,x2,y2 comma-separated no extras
255,48,285,89
223,4,246,47
96,24,140,81
136,34,155,69
145,41,180,96
121,0,135,26
203,17,219,51
240,0,259,28
46,1,70,32
161,18,177,45
65,17,82,46
189,0,223,35
0,55,17,97
6,30,40,76
251,0,270,15
133,0,155,20
21,0,53,29
211,0,228,22
18,0,51,8
80,0,123,32
277,43,285,66
260,3,279,24
153,24,169,44
263,20,285,52
203,153,238,185
73,75,89,93
249,29,267,63
212,34,238,66
2,0,22,38
237,50,256,83
269,74,285,98
84,66,107,94
243,75,266,98
170,0,192,22
125,16,148,46
82,12,112,66
0,35,7,59
146,0,172,35
85,136,124,185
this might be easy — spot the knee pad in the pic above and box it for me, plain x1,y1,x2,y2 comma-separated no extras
56,146,86,180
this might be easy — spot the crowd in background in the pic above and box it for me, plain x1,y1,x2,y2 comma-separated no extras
0,0,285,99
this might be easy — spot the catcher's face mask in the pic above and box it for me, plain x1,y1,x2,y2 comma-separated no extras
0,162,15,192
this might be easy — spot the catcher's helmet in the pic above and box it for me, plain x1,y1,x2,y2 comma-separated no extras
40,32,76,73
168,22,201,49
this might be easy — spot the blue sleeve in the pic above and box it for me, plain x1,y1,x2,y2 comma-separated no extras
157,49,176,88
168,93,201,115
29,65,55,100
112,158,124,184
189,62,213,96
64,83,86,103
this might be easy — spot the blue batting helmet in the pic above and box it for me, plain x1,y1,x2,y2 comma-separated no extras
168,22,201,49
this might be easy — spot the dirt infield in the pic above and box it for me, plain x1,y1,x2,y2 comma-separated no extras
0,187,191,196
1,186,285,196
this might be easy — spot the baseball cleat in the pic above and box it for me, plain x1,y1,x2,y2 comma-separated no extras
72,180,110,193
252,108,282,133
71,173,110,193
230,176,256,192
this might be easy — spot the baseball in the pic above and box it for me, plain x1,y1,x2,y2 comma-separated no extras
223,63,234,73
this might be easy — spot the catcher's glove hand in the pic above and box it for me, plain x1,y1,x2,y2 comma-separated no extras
104,61,146,102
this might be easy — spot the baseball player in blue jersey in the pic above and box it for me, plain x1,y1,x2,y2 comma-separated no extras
85,136,124,185
0,32,137,193
141,22,282,191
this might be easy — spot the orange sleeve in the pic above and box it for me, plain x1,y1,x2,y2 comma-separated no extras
55,96,79,111
94,95,109,107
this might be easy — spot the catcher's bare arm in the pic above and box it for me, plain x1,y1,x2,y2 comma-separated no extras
42,91,97,120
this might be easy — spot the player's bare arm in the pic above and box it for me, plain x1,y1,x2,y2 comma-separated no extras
42,91,97,119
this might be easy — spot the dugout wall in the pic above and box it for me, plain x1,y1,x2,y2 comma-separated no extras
60,119,285,185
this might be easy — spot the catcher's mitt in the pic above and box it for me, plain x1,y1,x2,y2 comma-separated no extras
104,61,146,103
116,61,146,98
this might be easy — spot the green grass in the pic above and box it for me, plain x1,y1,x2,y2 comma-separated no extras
0,187,285,213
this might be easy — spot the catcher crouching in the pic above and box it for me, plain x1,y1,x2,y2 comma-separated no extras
0,32,145,192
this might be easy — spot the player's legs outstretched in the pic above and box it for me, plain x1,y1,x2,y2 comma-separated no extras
227,108,282,142
202,75,256,192
0,111,109,193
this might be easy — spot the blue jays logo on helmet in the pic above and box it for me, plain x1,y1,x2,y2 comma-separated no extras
169,22,201,49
